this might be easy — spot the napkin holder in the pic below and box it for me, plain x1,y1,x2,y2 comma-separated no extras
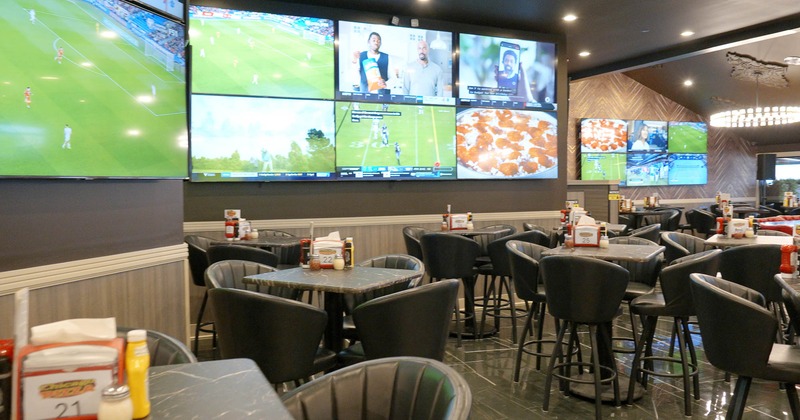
727,218,748,238
312,239,344,269
449,214,469,230
15,339,124,420
573,225,601,247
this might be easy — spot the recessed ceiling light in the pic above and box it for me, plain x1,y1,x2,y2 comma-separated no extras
684,80,693,86
563,14,577,22
785,56,800,65
681,31,695,37
578,51,590,57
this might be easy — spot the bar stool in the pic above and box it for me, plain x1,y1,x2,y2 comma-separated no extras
540,255,629,420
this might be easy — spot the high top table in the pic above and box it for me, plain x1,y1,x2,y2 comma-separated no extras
704,234,793,248
150,358,293,419
244,266,422,352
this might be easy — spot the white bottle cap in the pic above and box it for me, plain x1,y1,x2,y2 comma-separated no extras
127,329,147,342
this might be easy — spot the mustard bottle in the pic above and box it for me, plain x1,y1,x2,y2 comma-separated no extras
125,330,150,419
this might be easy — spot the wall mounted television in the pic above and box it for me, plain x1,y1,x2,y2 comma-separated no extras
190,95,335,181
581,153,626,182
668,153,707,185
1,0,188,179
668,121,707,153
627,120,667,152
579,118,627,153
625,153,669,186
337,20,454,106
130,0,185,21
188,5,334,100
458,33,556,111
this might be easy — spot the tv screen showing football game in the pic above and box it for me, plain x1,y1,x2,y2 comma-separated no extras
188,6,334,99
668,153,707,185
581,153,626,182
627,120,667,152
1,0,188,179
334,102,457,180
625,153,669,186
191,95,335,181
337,21,454,105
579,118,628,153
668,121,708,153
456,108,557,179
458,33,556,110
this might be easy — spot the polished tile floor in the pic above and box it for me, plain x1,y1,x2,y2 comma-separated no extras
445,308,795,419
198,305,796,419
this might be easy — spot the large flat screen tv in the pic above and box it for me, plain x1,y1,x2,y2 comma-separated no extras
579,118,628,153
458,33,556,110
1,0,188,179
188,5,334,100
627,120,667,152
335,102,457,180
337,21,454,105
668,121,708,153
625,153,669,186
668,153,707,185
191,95,335,181
581,153,626,182
456,108,557,179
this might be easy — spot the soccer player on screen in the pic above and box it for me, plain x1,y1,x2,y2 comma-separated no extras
395,142,401,165
55,47,64,64
251,73,259,84
62,124,72,149
370,118,380,140
29,9,36,24
381,124,389,147
24,87,31,108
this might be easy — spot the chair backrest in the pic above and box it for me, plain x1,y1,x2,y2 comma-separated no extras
629,223,661,243
692,209,717,236
205,260,298,299
506,240,549,302
757,229,790,236
117,327,197,366
186,242,210,287
209,288,327,384
788,207,800,216
208,244,279,268
353,279,459,361
280,357,472,420
658,249,721,315
773,274,800,335
689,274,775,377
719,244,783,303
540,256,629,323
759,205,783,217
522,222,547,232
472,224,516,257
184,234,214,251
608,236,662,286
660,231,709,264
344,254,425,312
402,226,427,261
658,208,682,231
420,233,481,280
487,230,552,277
258,229,294,237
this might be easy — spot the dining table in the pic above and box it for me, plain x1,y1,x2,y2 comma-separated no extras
542,242,666,403
619,209,669,229
243,266,422,352
149,358,293,419
704,233,793,248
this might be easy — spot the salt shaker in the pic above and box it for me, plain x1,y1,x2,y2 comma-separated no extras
97,384,133,420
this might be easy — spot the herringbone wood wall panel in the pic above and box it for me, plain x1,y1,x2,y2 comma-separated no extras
568,73,756,200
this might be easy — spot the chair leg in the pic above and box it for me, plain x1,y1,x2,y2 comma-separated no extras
513,305,537,382
503,277,519,344
588,325,604,419
535,304,548,371
785,383,800,420
682,317,701,400
726,376,752,420
668,321,678,357
453,299,462,348
542,320,568,412
675,318,693,416
628,315,654,404
477,274,495,339
194,289,210,355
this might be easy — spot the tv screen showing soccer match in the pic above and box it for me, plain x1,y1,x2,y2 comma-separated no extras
1,0,188,179
334,102,457,180
191,95,335,181
579,118,628,153
668,153,707,185
458,33,556,110
627,120,667,152
668,121,708,153
188,6,334,100
337,21,454,105
456,108,557,179
581,153,626,182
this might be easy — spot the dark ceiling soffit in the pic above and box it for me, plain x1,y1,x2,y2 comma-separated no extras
569,13,800,80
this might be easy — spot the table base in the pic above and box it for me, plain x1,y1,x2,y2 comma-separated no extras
449,321,497,339
568,373,644,403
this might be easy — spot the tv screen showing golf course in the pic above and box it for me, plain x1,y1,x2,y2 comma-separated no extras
1,0,188,179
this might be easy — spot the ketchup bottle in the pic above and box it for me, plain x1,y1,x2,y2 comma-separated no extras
224,218,236,240
780,244,798,278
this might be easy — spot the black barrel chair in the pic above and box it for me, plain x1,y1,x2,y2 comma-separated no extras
402,226,427,262
690,274,800,420
660,231,710,264
691,209,717,238
628,224,661,243
117,327,197,366
626,249,721,416
281,357,472,420
185,236,213,355
209,288,337,387
208,244,280,268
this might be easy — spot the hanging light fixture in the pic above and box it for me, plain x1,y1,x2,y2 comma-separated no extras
710,52,800,128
